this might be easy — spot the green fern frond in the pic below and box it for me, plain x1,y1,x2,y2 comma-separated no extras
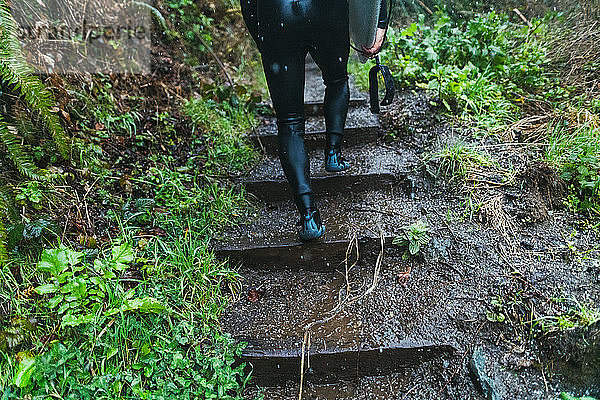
0,0,71,159
0,116,48,180
0,185,18,223
0,186,14,266
0,216,7,266
132,0,168,32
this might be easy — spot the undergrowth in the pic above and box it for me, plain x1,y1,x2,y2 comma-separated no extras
0,0,264,396
350,8,600,215
1,96,259,398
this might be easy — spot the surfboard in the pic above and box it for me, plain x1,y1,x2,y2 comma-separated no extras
348,0,381,63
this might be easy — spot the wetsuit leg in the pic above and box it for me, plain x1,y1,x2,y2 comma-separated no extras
240,0,351,212
240,0,260,48
307,0,350,149
241,0,313,213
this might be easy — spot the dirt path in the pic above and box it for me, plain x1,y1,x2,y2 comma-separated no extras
213,56,600,399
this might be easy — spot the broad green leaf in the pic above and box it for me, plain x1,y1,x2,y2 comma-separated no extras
37,248,68,276
47,295,64,309
135,297,166,313
409,241,420,255
402,22,417,37
107,347,118,359
12,353,36,388
62,313,94,327
57,301,70,314
560,393,599,400
106,297,165,316
35,283,59,295
37,247,83,277
61,314,79,326
111,243,134,271
64,247,84,267
71,277,88,299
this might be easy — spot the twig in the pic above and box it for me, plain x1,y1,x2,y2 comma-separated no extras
298,330,308,400
513,8,532,28
537,355,549,394
298,227,385,400
197,35,234,88
417,0,433,15
401,384,419,400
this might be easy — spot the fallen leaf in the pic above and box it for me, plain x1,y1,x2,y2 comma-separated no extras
397,266,412,286
247,289,264,303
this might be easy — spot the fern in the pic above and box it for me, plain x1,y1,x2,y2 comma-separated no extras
0,0,71,260
0,186,17,266
0,116,48,180
0,216,6,265
0,0,71,159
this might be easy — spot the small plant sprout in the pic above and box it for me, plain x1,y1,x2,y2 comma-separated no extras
392,219,431,260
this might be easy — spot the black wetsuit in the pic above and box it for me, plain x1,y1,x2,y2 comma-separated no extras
241,0,388,214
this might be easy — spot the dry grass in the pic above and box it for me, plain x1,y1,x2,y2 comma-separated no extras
506,9,600,145
548,19,600,99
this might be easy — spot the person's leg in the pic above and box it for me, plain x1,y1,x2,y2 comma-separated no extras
240,0,260,48
241,0,324,239
308,0,351,172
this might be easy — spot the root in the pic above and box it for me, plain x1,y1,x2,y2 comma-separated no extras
475,192,518,249
298,226,385,400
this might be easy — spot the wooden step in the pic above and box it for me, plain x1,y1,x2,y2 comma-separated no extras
250,106,380,154
239,342,454,386
214,188,428,271
217,235,394,272
240,143,416,202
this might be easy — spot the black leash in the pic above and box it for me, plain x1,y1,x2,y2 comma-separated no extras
360,0,396,114
368,55,395,113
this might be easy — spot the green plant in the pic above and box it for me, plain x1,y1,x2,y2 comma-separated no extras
392,219,431,259
0,0,70,166
350,11,552,133
423,140,496,183
15,181,44,210
34,244,164,328
560,393,599,400
91,80,142,137
184,97,257,173
0,0,73,262
546,118,600,214
486,295,508,323
8,327,253,399
532,300,600,334
166,0,214,55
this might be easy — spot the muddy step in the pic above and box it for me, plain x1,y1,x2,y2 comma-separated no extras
304,69,367,115
214,188,424,270
218,235,393,272
225,266,456,386
304,97,366,117
239,343,453,386
250,106,380,154
241,143,414,202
